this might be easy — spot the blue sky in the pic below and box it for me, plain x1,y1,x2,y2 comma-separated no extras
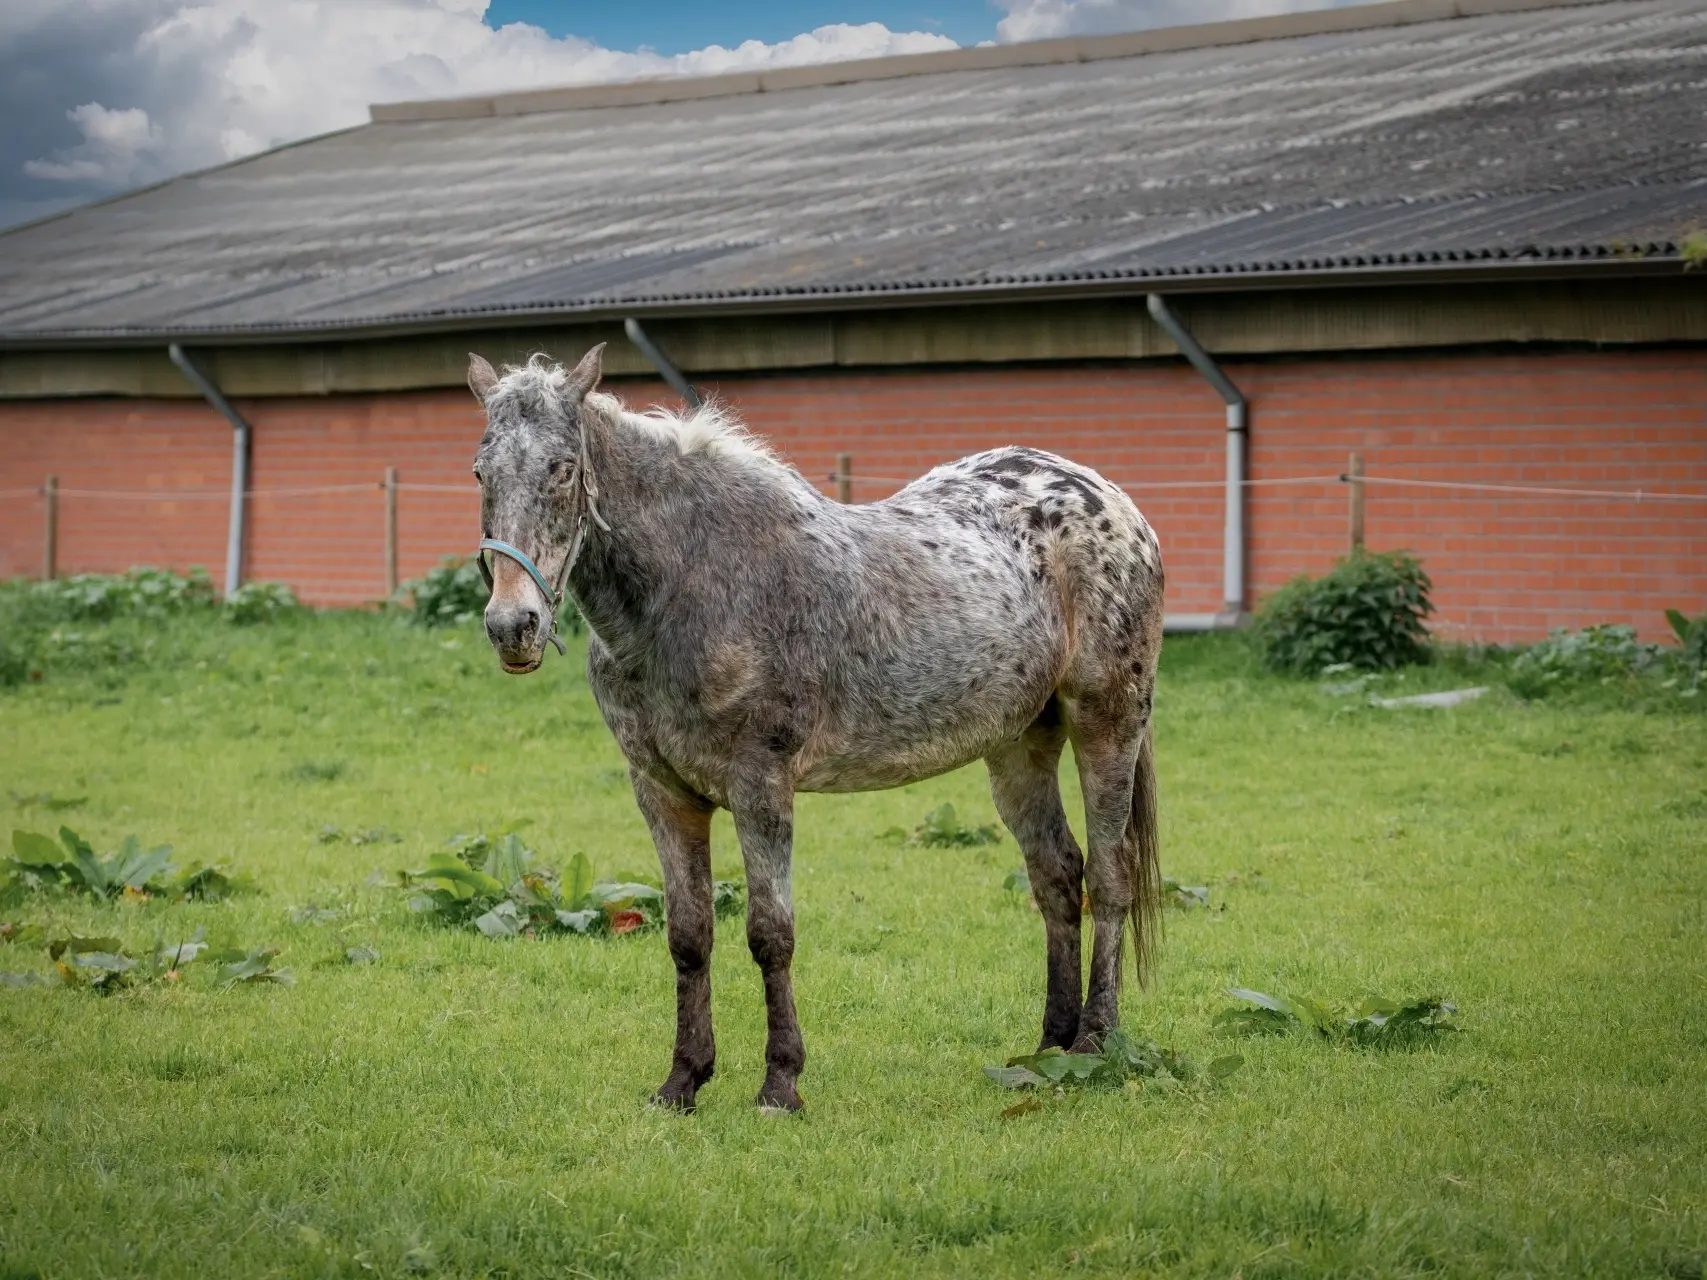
484,1,1002,52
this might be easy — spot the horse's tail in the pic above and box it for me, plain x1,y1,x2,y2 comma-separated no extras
1127,722,1163,987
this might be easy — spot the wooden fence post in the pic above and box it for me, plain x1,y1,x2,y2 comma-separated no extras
1347,452,1365,555
42,474,58,580
835,453,852,504
384,466,399,597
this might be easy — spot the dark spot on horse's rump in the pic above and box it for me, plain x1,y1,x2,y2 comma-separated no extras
996,475,1021,490
1026,506,1046,530
921,540,938,550
1098,518,1112,533
1045,511,1064,529
980,454,1037,478
1015,661,1027,679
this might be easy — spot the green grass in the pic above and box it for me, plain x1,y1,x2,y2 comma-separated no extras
1,613,1703,1278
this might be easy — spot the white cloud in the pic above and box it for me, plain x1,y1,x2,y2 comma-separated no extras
8,1,956,202
24,102,163,183
995,0,1356,42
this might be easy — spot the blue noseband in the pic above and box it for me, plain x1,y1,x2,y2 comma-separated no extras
477,538,569,656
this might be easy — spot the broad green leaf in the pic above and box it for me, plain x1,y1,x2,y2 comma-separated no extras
220,948,293,986
983,1064,1048,1089
56,826,94,861
1226,987,1291,1013
112,838,174,891
158,937,208,967
564,852,594,905
481,832,534,887
589,882,665,906
474,902,526,938
11,830,63,866
1207,1054,1245,1081
64,951,134,973
553,908,600,934
48,934,123,960
1288,995,1337,1034
410,853,503,899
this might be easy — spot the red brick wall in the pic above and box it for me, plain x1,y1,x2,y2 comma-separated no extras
1,348,1702,640
0,399,230,585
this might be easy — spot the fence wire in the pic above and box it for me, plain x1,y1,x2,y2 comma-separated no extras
7,473,1706,504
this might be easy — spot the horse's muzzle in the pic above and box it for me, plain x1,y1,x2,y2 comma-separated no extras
486,602,543,674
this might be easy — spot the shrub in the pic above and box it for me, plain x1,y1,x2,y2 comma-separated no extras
35,567,216,621
0,637,29,688
224,580,298,625
402,557,488,627
1251,550,1434,674
1667,609,1707,680
1507,624,1665,699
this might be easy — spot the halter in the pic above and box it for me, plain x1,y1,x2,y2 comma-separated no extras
476,449,611,659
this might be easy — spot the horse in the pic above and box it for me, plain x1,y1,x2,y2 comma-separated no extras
468,345,1165,1112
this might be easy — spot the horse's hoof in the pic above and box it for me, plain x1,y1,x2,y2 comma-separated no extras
1068,1032,1105,1055
650,1086,697,1113
755,1087,803,1114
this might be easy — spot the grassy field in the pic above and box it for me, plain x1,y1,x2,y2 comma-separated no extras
1,611,1703,1278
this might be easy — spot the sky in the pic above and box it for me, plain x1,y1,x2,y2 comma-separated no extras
0,0,1355,232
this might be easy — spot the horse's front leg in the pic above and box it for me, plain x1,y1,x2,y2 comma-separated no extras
631,769,717,1110
730,769,806,1112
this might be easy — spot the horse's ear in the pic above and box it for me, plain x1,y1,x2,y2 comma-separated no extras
565,343,605,401
467,353,499,404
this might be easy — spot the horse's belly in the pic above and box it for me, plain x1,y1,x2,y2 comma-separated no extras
794,620,1064,793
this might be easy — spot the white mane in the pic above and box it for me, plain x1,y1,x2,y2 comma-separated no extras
592,392,784,476
492,354,789,480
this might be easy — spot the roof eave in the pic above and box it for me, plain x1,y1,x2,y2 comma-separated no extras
0,255,1688,351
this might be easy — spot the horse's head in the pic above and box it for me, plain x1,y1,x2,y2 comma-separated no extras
468,344,605,674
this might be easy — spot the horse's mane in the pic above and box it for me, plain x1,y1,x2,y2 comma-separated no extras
597,394,783,475
490,354,792,485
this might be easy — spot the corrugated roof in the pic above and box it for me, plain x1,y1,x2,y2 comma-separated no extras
1,0,1703,345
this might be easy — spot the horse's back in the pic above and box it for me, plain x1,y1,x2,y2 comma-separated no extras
890,447,1165,691
792,447,1163,790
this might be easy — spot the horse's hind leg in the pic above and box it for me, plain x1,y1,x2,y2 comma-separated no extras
632,770,717,1111
1066,688,1155,1050
987,700,1084,1051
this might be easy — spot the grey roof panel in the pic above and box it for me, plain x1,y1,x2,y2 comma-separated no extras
1,0,1705,342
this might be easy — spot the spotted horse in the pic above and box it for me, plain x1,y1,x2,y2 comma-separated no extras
469,345,1166,1112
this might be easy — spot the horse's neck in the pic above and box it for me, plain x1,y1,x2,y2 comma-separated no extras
568,411,758,657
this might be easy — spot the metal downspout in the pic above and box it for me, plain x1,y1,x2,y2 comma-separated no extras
1146,294,1248,629
168,344,250,597
623,318,702,409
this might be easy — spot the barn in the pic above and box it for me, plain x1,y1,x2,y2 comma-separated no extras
1,0,1703,640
